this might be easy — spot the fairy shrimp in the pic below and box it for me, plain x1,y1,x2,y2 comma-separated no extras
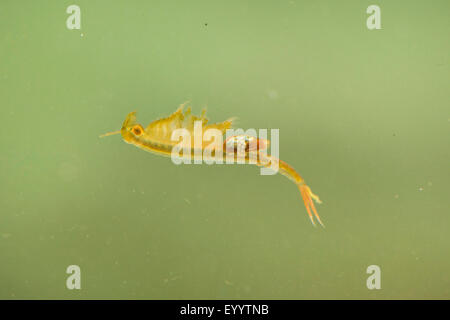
101,102,324,227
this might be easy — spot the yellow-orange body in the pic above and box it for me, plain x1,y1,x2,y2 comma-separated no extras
101,103,323,226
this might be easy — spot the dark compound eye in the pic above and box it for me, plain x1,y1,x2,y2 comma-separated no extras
132,126,142,135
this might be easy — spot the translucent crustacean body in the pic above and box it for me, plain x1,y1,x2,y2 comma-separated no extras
101,103,324,226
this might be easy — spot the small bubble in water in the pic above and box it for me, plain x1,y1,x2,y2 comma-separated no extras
268,90,279,100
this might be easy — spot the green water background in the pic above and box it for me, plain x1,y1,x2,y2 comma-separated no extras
0,0,448,299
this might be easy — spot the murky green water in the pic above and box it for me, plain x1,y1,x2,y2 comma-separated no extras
1,1,448,299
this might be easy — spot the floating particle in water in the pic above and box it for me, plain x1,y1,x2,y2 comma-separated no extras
267,90,279,100
394,194,399,199
418,187,424,191
163,272,181,283
224,280,234,286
